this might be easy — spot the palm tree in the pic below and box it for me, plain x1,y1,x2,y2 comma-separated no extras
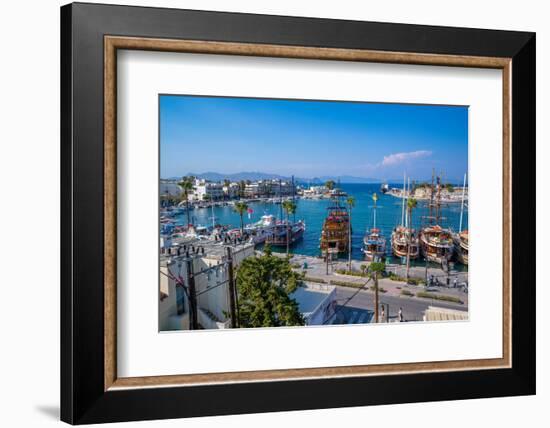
238,180,246,199
223,179,230,201
281,200,297,256
405,198,418,280
369,261,386,323
177,177,194,227
346,196,355,272
325,180,335,192
234,202,249,236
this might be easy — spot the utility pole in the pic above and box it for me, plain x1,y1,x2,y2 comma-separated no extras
326,247,330,275
226,247,238,328
374,271,379,323
186,258,198,330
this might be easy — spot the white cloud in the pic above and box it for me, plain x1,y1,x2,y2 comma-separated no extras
381,150,432,166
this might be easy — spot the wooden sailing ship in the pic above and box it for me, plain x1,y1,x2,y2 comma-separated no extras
392,226,419,259
419,173,454,265
320,188,350,255
453,229,469,265
391,176,419,259
362,193,387,261
453,173,468,265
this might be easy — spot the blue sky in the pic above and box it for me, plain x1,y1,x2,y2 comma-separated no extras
160,95,468,181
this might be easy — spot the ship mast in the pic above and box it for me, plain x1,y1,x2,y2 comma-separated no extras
401,173,406,226
372,192,378,229
210,203,216,229
406,177,411,229
429,169,435,225
436,174,442,224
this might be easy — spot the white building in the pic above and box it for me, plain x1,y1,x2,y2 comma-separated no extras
302,185,327,197
159,237,334,330
160,237,255,331
223,182,240,199
193,179,224,201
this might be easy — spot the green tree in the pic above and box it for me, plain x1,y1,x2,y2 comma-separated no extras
405,198,418,280
281,200,297,256
177,177,194,226
369,262,386,323
234,201,249,236
346,196,355,272
325,180,335,191
235,245,304,327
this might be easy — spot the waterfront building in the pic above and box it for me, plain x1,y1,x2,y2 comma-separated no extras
193,179,224,201
302,185,327,198
275,180,294,196
243,179,294,198
223,182,240,199
244,181,267,197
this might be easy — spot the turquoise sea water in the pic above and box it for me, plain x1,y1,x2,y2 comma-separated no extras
173,183,468,265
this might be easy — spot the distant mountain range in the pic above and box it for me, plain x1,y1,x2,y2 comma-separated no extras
164,171,385,184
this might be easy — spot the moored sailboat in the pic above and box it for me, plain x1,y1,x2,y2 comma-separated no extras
419,172,454,264
392,226,419,259
362,193,387,261
391,175,419,260
453,173,469,265
454,230,469,265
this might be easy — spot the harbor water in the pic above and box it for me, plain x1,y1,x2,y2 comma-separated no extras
172,183,468,267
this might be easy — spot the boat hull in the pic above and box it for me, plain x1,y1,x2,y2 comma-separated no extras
391,229,419,259
419,226,454,265
420,240,453,264
453,234,469,265
362,230,386,262
265,223,305,247
363,250,386,262
392,244,419,259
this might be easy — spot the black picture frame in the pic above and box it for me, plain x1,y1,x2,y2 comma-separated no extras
61,2,535,424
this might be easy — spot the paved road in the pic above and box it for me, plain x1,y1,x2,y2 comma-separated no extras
330,306,374,325
332,286,467,324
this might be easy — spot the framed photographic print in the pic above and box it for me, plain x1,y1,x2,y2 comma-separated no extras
61,2,536,424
